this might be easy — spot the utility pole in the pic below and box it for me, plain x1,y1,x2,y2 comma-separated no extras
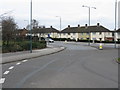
30,0,32,53
56,16,61,41
115,0,117,48
82,5,96,46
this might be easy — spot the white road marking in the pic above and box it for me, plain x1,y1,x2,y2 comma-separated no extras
9,66,14,70
22,60,28,62
16,62,21,65
0,78,5,84
3,71,10,75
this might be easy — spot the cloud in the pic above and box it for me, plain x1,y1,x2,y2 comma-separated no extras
0,0,119,30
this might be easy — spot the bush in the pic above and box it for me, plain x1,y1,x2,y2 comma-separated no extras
2,40,46,53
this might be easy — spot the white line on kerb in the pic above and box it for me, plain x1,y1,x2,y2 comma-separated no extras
3,71,10,75
16,62,21,65
22,60,28,62
9,66,14,70
0,78,5,84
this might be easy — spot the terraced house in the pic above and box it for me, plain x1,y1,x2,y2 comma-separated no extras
27,26,60,39
61,23,113,41
116,28,120,41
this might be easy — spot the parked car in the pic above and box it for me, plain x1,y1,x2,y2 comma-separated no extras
45,38,54,43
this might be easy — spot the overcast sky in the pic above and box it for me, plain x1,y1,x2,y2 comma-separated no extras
0,0,120,30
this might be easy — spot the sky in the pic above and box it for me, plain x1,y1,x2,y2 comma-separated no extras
118,1,120,28
0,0,120,30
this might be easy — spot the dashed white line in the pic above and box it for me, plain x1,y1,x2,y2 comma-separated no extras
16,62,21,65
3,71,10,75
22,60,28,62
0,78,5,84
9,66,14,70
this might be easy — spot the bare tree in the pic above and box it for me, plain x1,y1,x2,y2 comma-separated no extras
32,19,39,29
26,19,39,30
2,16,18,45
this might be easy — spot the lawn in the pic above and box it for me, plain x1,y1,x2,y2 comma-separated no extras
118,58,120,62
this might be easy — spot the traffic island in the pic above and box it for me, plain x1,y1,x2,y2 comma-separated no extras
116,58,120,64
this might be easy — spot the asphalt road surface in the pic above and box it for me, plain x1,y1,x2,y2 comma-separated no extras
2,42,118,88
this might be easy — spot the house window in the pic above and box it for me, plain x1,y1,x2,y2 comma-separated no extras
93,38,96,40
68,33,70,35
92,32,96,35
99,32,102,35
118,33,120,35
73,33,76,35
108,32,111,35
63,33,66,35
86,33,89,35
81,33,84,35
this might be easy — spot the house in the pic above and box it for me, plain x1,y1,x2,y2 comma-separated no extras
61,25,79,41
61,23,113,41
116,28,120,41
29,26,60,39
85,23,113,41
17,28,28,36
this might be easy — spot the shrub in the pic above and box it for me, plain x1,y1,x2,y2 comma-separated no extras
2,40,46,53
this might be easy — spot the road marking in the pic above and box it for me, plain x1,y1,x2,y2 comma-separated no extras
9,66,14,70
0,78,5,84
22,60,28,62
3,71,10,75
16,62,21,65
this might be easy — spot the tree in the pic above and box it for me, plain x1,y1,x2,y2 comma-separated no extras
26,19,39,30
2,16,18,45
32,19,39,29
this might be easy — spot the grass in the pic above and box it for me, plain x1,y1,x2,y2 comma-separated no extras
0,40,2,46
118,58,120,62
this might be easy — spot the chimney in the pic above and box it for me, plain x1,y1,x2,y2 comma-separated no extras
43,26,45,28
78,24,80,27
68,25,70,28
50,26,53,28
97,23,100,26
85,24,88,29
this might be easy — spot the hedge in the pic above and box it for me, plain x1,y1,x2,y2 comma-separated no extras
2,41,46,53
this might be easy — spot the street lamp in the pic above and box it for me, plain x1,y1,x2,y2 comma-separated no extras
82,5,96,26
30,0,32,53
114,0,117,48
24,20,29,29
56,16,61,41
82,5,96,46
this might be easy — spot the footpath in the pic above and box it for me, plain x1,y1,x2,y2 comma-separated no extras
64,41,119,50
1,45,65,64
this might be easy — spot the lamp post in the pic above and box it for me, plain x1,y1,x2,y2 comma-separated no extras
82,5,96,46
30,0,32,53
24,20,29,29
56,16,61,41
115,0,117,48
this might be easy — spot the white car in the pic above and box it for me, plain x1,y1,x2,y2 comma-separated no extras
45,38,54,43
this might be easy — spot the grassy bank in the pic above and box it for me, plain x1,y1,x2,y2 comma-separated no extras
118,58,120,63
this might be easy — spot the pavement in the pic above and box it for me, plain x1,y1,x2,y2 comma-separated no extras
63,41,120,50
1,45,65,64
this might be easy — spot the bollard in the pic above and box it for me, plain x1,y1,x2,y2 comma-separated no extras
65,40,67,43
99,43,103,50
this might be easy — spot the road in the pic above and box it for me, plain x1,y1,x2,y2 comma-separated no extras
1,42,118,88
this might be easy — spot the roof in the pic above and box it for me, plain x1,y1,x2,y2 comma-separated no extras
85,26,110,32
17,29,28,32
31,27,59,33
117,28,120,32
61,25,110,33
